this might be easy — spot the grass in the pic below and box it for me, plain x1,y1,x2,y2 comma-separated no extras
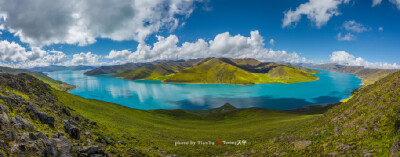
54,90,317,156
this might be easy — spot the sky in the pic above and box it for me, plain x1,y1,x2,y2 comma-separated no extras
0,0,399,69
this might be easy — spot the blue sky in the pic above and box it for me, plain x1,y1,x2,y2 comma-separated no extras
0,0,399,68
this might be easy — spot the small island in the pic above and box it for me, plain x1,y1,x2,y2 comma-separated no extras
110,58,320,85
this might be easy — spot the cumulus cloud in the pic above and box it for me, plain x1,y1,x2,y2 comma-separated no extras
337,32,356,41
330,51,400,69
0,40,67,68
282,0,349,28
0,0,200,46
69,52,100,66
343,21,368,33
107,31,309,64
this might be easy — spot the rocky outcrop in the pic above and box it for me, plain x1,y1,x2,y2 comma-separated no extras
26,105,55,127
0,73,110,156
80,146,106,156
64,120,80,140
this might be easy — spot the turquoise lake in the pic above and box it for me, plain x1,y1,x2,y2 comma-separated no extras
47,70,362,110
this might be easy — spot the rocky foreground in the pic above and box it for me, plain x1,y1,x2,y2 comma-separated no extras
0,73,142,156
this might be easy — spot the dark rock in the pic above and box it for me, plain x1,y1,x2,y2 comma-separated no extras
151,146,158,150
90,121,97,126
0,112,10,124
62,108,71,116
55,136,73,157
44,136,73,157
19,133,30,142
27,105,55,127
0,103,7,113
80,146,106,156
118,141,126,145
64,120,80,140
15,115,34,130
6,130,17,141
29,133,38,140
36,132,46,139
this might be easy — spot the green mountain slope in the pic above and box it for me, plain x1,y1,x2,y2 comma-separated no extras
230,71,400,156
112,59,207,80
0,66,75,92
115,58,320,85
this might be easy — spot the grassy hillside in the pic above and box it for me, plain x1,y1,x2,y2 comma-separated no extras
314,63,399,85
115,58,320,85
0,66,75,91
112,61,199,80
55,90,316,156
228,70,400,156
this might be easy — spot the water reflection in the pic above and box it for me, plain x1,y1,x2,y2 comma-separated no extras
46,70,361,110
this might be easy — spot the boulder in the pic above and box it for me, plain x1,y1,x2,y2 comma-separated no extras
0,103,7,113
15,115,34,130
0,112,10,124
62,108,71,116
64,120,80,140
27,105,55,127
80,146,106,156
44,136,73,157
29,133,38,140
6,130,17,141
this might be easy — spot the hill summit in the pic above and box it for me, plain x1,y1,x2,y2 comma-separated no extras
112,58,320,85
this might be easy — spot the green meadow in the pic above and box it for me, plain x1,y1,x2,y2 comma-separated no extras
54,89,318,156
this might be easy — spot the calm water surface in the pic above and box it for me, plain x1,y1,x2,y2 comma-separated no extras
47,70,361,110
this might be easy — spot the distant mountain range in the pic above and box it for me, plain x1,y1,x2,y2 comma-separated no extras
107,58,320,85
312,63,399,85
28,65,96,73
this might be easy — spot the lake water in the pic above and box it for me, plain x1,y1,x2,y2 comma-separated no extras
47,70,361,110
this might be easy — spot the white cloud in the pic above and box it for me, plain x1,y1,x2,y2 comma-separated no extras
69,52,100,66
0,0,200,46
390,0,400,9
107,31,309,64
0,40,28,62
330,51,400,69
343,21,368,33
0,40,67,68
372,0,383,6
282,0,349,28
269,39,275,45
378,27,383,31
337,32,356,41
